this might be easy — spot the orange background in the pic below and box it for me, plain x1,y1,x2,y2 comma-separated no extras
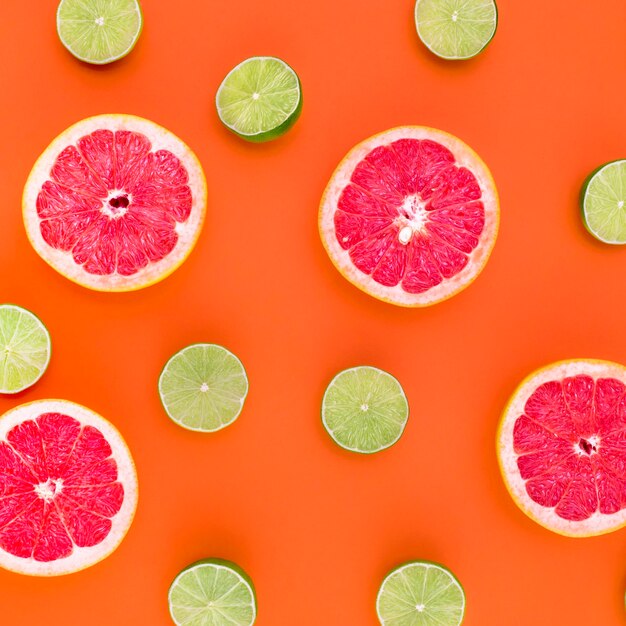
1,0,625,624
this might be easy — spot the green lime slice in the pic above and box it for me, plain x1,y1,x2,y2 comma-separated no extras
415,0,497,60
169,558,257,626
377,561,466,626
580,159,626,244
158,343,249,432
321,366,409,454
0,304,51,395
216,56,302,142
56,0,143,65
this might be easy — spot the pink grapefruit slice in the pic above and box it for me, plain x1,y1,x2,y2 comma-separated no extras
319,127,499,306
23,114,207,291
0,399,137,575
498,359,626,537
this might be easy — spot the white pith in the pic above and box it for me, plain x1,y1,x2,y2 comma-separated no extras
319,126,499,307
0,400,138,576
23,114,207,292
497,359,626,537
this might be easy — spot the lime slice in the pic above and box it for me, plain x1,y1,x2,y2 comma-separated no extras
158,343,249,432
321,366,409,454
56,0,143,65
580,159,626,244
216,56,302,142
377,561,466,626
168,558,257,626
0,304,51,394
415,0,497,60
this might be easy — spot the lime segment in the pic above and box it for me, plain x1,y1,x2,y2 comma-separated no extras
159,344,248,432
322,366,409,453
169,559,257,626
56,0,143,64
377,561,465,626
581,160,626,244
415,0,497,60
0,305,51,394
216,56,302,142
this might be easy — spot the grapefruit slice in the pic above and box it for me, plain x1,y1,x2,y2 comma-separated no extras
0,399,137,575
23,114,207,291
497,359,626,537
319,126,499,306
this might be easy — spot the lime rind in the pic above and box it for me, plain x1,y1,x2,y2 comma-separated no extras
0,304,51,395
322,366,409,454
580,159,626,244
56,0,143,65
376,560,466,626
415,0,498,60
168,558,257,626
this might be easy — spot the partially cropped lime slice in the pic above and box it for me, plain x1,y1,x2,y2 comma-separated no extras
322,366,409,454
169,558,257,626
216,56,302,142
158,343,249,432
580,159,626,244
377,561,466,626
57,0,143,65
415,0,497,60
0,304,51,394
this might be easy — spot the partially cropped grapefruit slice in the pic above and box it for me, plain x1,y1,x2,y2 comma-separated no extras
0,400,137,575
498,359,626,537
23,114,206,291
319,127,499,306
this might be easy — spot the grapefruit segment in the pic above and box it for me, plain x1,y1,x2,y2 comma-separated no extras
319,127,499,306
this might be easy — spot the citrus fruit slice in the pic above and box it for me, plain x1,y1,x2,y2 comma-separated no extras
376,561,466,625
0,399,137,575
216,56,302,142
57,0,143,65
580,159,626,244
23,114,206,291
415,0,498,60
0,305,51,395
159,344,249,432
169,558,257,626
322,366,409,453
498,359,626,537
319,126,499,307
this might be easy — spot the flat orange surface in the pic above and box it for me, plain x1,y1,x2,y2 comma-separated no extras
1,1,625,624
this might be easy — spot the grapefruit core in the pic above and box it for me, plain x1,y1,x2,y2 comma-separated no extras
319,127,499,306
498,359,626,537
0,400,137,575
23,114,207,291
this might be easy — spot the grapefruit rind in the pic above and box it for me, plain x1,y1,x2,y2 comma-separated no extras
497,359,626,537
0,399,138,575
319,126,499,307
22,114,207,292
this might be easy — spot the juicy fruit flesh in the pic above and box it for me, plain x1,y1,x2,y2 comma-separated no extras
334,138,485,294
0,412,123,562
583,160,626,243
36,128,192,276
513,375,626,521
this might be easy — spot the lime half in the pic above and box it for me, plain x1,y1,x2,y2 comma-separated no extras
377,561,466,626
0,305,51,394
57,0,143,64
322,366,409,454
169,558,257,626
158,343,248,432
216,56,302,142
415,0,497,60
580,159,626,244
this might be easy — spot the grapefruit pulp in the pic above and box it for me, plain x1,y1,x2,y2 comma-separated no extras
0,400,137,575
498,359,626,537
319,126,499,306
23,114,206,291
